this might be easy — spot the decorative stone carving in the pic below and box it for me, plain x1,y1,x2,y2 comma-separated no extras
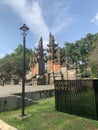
28,33,79,85
46,33,62,84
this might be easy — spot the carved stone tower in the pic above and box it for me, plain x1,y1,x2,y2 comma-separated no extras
36,37,45,76
46,33,62,84
30,37,45,85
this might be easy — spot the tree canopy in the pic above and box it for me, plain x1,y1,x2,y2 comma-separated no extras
0,44,32,79
61,33,96,78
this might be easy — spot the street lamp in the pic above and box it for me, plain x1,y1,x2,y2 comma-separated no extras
19,24,29,117
66,57,68,80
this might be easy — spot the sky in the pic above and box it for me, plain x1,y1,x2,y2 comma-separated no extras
0,0,98,58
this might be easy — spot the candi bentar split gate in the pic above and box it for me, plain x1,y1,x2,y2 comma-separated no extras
55,79,98,120
26,33,80,85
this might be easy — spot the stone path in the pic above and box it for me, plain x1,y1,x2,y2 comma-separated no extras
0,119,17,130
0,84,54,97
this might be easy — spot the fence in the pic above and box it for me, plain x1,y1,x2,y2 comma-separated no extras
54,79,98,120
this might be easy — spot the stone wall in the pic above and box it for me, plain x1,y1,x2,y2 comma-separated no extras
68,69,76,80
61,67,68,80
0,89,55,112
61,66,77,80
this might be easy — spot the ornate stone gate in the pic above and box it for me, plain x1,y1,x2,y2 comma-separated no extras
27,33,79,85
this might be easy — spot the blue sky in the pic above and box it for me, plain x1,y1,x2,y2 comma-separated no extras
0,0,98,58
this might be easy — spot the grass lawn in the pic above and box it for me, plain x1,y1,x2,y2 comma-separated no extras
0,97,98,130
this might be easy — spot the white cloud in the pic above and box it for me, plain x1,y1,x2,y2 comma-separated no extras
1,0,73,42
2,0,49,39
26,1,49,38
51,18,73,34
40,0,73,35
90,13,98,25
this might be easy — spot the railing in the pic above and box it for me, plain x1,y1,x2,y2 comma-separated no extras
54,79,98,120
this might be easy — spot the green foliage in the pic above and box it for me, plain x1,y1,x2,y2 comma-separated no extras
0,44,32,79
61,33,95,78
88,33,98,78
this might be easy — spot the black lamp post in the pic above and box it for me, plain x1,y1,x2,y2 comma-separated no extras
66,57,68,80
19,24,29,117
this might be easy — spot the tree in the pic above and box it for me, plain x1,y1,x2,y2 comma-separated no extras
61,33,94,77
88,33,98,77
0,44,33,80
61,42,77,66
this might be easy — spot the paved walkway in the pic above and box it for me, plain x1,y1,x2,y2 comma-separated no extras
0,84,54,97
0,119,17,130
0,84,54,130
